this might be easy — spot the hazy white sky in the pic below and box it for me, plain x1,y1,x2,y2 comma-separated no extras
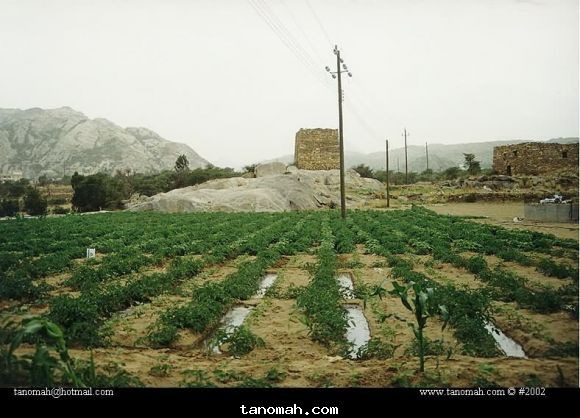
0,0,578,167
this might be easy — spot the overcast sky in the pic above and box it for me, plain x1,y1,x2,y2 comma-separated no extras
0,0,578,168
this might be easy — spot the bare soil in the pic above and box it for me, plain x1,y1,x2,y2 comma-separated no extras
427,202,579,240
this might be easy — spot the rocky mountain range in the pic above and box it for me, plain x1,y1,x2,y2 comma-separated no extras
0,107,208,179
266,137,579,172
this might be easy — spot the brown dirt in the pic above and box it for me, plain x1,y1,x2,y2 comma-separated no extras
526,251,579,268
427,202,579,240
481,254,574,290
106,295,190,349
284,254,317,269
413,255,483,290
104,258,254,349
493,302,579,358
3,221,578,388
350,262,460,358
25,346,572,388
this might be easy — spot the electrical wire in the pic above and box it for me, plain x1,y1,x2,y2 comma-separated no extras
305,0,333,47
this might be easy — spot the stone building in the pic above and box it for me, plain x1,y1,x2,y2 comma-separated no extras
294,128,340,170
493,143,579,176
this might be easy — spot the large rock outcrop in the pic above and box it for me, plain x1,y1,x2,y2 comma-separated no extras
127,167,384,213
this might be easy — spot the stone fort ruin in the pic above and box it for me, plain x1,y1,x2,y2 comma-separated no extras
493,143,578,176
294,128,340,170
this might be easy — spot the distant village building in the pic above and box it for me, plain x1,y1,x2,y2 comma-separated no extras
294,128,340,170
492,143,579,176
0,170,23,182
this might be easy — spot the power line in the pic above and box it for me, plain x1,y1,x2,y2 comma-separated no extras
248,0,314,70
256,0,319,69
246,0,327,85
348,81,389,126
249,0,389,159
305,0,333,47
279,0,327,69
344,96,383,144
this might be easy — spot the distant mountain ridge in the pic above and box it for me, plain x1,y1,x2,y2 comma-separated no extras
0,107,209,179
264,138,579,172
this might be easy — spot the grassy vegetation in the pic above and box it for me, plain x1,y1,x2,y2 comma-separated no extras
0,207,577,387
297,220,348,351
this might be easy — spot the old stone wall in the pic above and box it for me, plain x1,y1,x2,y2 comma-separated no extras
294,128,340,170
493,143,579,176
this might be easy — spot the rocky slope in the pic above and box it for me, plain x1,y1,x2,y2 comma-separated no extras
127,163,385,213
0,107,208,178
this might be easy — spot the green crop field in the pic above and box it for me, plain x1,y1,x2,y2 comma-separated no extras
0,207,578,387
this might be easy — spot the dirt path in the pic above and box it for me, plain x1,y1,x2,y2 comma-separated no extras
426,203,579,240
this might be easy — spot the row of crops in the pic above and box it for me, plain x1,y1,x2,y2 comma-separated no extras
1,208,578,358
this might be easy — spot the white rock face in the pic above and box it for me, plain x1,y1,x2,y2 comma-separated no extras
0,107,209,178
255,162,287,178
128,169,384,213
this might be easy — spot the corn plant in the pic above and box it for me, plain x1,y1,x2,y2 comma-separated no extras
3,317,82,386
389,281,448,372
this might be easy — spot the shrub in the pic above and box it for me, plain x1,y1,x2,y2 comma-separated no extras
0,199,19,217
23,189,47,216
216,326,265,357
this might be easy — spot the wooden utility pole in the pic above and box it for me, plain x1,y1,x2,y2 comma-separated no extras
336,47,345,219
397,157,400,173
425,142,429,172
385,139,390,208
403,128,409,183
326,45,352,220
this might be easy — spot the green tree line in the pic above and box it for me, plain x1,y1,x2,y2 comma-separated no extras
70,155,241,212
352,153,484,184
0,179,48,217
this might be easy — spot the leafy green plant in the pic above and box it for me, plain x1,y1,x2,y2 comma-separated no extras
389,281,448,372
282,284,306,299
357,337,397,359
1,317,139,387
74,355,142,387
0,271,48,301
148,323,179,348
536,258,578,279
215,326,265,357
404,337,447,357
297,222,348,349
149,362,173,377
1,317,81,386
264,367,286,383
212,368,244,384
544,341,579,358
523,374,542,387
180,369,216,388
471,363,499,388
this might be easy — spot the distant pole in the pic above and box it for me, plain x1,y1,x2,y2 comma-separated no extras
326,45,353,220
403,128,409,183
397,157,400,173
425,142,429,172
385,139,390,208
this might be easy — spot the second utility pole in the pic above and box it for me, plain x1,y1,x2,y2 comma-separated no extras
403,128,409,184
385,139,390,208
